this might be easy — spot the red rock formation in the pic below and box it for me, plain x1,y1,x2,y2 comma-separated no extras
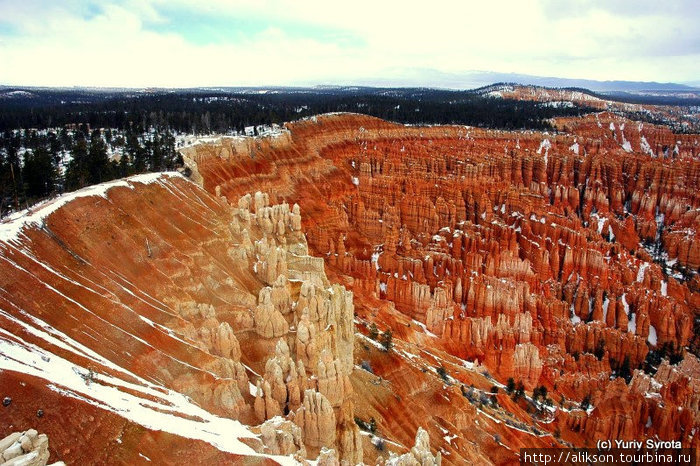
0,174,362,464
180,112,700,463
2,110,698,465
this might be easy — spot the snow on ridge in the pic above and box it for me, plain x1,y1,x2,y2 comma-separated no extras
0,172,184,244
0,325,299,465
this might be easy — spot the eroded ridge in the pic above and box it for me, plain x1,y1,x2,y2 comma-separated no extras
3,173,427,464
182,112,700,463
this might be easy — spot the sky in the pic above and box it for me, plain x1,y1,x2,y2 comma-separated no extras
0,0,698,88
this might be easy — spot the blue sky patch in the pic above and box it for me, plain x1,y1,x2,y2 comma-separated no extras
145,5,362,48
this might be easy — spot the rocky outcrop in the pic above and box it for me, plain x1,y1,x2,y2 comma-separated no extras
258,416,307,457
295,389,337,449
254,340,306,420
0,430,63,466
385,428,442,466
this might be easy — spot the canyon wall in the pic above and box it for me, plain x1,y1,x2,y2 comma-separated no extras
0,174,367,464
0,109,697,465
181,112,700,462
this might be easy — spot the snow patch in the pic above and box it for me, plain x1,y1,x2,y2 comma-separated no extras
648,325,657,346
537,139,551,165
602,297,610,322
570,304,581,325
637,262,649,283
621,294,629,315
371,251,381,270
640,136,654,156
411,319,437,338
569,142,579,155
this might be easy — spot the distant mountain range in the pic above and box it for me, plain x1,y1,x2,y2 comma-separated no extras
2,72,699,110
344,69,700,93
2,69,698,95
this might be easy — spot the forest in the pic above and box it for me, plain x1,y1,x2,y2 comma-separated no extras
0,85,602,215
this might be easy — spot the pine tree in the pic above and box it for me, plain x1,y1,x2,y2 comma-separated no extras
368,323,379,340
6,131,23,210
619,356,632,382
161,129,177,169
65,133,89,191
380,329,393,352
127,130,146,173
118,151,130,178
150,132,163,171
581,393,592,411
23,146,56,200
87,129,110,184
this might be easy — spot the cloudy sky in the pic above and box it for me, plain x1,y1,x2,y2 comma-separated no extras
0,0,698,88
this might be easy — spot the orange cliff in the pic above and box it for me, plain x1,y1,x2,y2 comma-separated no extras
1,173,452,464
179,112,700,462
0,110,698,465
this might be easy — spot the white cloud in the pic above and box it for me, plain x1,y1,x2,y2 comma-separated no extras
0,0,698,87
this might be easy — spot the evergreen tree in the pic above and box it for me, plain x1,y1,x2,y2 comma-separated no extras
6,131,23,210
59,127,72,151
581,393,592,411
161,129,177,169
126,129,146,173
65,133,89,190
380,329,393,352
513,381,525,401
150,133,163,171
87,129,110,184
619,356,632,382
368,323,379,340
118,151,130,178
47,131,62,166
23,146,56,200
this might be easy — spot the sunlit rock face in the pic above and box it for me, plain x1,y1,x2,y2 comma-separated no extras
1,110,698,465
0,172,363,464
182,112,700,463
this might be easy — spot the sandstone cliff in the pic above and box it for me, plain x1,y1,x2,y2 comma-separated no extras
1,110,698,465
180,112,700,463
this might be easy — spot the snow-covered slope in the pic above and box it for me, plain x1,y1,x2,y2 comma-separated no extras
0,173,304,465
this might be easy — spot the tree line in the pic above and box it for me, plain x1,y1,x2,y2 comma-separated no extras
0,124,179,216
0,87,597,215
0,88,595,134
